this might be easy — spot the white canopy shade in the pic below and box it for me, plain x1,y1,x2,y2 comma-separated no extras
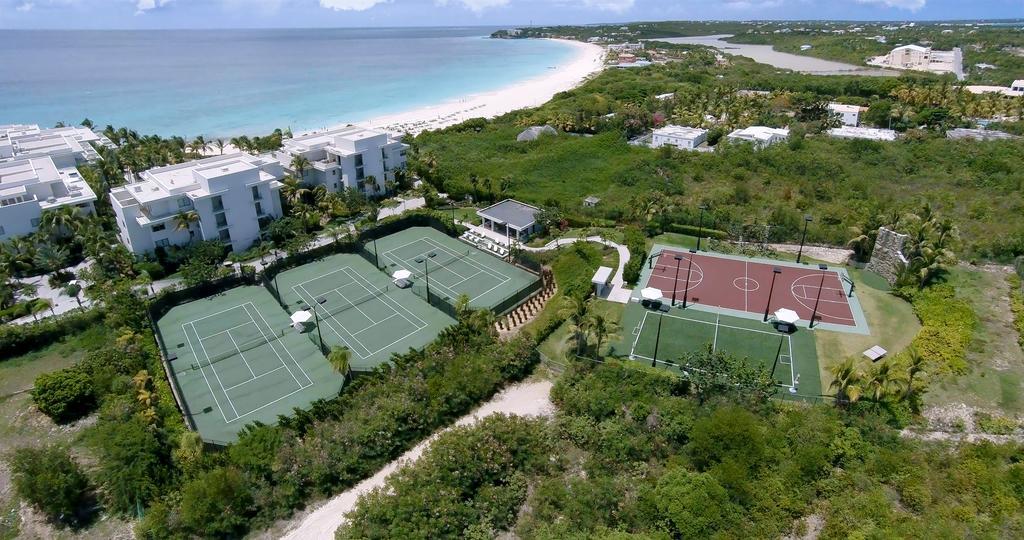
774,308,800,325
641,287,664,301
291,310,313,324
392,269,412,280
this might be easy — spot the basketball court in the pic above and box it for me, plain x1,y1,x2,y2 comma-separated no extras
639,245,869,334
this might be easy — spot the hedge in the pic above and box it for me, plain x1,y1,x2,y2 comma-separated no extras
902,284,978,374
666,223,730,240
1009,275,1024,349
0,307,105,361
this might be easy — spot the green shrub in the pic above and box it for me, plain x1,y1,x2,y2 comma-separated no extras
665,223,729,240
133,261,166,280
32,368,95,423
9,445,92,526
178,467,254,538
902,284,978,375
0,307,104,360
1009,275,1024,349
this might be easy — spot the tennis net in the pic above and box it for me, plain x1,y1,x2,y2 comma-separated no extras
411,248,472,278
318,285,389,318
198,328,285,367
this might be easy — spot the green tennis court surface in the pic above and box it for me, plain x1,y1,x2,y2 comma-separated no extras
156,286,341,444
615,302,821,397
368,226,538,312
273,252,455,371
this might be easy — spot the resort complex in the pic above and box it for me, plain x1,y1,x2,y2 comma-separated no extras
271,126,408,195
868,44,965,79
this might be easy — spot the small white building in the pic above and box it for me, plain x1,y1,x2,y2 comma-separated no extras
0,124,109,168
110,153,285,255
608,43,644,52
726,126,790,149
271,126,407,196
0,157,97,241
476,199,541,242
1012,80,1024,93
651,125,708,151
868,45,964,80
828,103,864,127
827,126,898,141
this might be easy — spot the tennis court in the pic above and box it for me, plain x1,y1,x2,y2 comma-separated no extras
156,286,340,444
273,252,455,370
616,302,821,396
369,226,539,312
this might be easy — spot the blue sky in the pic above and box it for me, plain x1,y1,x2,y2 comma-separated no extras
0,0,1020,29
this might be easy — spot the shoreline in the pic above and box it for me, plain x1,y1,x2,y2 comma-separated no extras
321,39,605,137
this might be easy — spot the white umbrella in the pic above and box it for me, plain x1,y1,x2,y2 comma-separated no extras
641,287,664,301
291,310,313,324
774,308,800,325
392,269,412,280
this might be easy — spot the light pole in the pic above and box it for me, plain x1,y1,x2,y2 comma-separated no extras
796,215,813,264
810,264,828,328
682,249,697,309
372,236,380,269
652,313,664,368
671,255,684,306
696,204,708,252
762,266,783,322
417,252,437,299
312,304,324,352
770,333,785,384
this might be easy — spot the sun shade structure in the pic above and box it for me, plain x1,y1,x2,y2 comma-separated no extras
476,199,542,242
774,308,800,325
641,287,664,301
392,269,412,280
290,310,313,324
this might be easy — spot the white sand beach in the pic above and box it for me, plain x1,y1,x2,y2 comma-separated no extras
360,39,606,136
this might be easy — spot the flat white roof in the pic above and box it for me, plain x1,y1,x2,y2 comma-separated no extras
0,157,61,188
653,125,708,139
284,125,390,153
592,266,613,284
827,127,898,141
729,126,790,141
129,152,278,203
828,103,862,114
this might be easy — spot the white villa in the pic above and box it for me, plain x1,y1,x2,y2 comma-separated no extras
827,126,898,141
271,126,408,196
651,125,708,151
828,103,864,127
868,45,964,80
0,124,107,240
725,126,790,149
110,153,285,255
476,199,541,242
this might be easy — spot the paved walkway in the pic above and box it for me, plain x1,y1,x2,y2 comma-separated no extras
459,223,633,303
277,381,554,540
10,260,94,325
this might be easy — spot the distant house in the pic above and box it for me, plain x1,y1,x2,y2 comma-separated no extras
1012,80,1024,93
608,43,644,52
828,103,864,127
827,126,898,141
477,199,541,242
946,128,1019,142
726,126,790,149
868,44,964,80
517,125,557,142
583,196,601,208
271,126,407,196
651,125,708,151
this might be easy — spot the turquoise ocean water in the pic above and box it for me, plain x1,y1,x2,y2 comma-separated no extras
0,28,575,137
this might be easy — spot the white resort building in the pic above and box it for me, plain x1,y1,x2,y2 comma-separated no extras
868,45,964,80
476,199,541,242
271,126,408,196
0,124,108,240
110,153,285,255
651,125,708,150
725,126,790,149
828,103,864,127
827,126,898,141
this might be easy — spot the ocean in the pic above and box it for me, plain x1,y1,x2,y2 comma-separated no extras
0,27,575,137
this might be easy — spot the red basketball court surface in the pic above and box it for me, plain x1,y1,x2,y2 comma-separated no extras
647,249,856,327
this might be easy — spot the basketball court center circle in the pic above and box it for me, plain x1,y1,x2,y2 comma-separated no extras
732,277,760,292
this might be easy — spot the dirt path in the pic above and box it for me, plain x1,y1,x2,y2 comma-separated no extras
271,381,554,540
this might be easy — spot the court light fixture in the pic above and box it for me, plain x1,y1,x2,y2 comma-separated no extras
763,266,782,322
810,264,828,329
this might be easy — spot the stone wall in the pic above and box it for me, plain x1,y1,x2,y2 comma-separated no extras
866,227,909,285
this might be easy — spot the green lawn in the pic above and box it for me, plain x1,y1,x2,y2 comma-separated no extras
538,299,625,363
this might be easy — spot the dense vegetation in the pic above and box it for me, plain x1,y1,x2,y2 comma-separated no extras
340,360,1024,539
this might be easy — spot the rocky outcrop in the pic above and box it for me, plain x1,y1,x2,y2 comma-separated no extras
866,227,909,285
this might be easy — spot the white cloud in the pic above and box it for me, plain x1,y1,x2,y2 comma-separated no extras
579,0,634,12
855,0,926,10
435,0,510,13
16,2,34,11
319,0,390,10
135,0,172,14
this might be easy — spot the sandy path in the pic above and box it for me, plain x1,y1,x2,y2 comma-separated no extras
276,381,554,540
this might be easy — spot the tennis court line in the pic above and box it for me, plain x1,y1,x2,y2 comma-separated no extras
243,303,313,388
296,283,370,358
381,236,511,302
182,321,232,424
187,319,241,421
225,332,257,378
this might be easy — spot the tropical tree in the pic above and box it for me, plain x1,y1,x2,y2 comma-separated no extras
901,346,927,402
214,139,226,155
174,210,200,243
864,360,908,403
327,346,352,378
559,296,591,356
30,297,53,321
281,177,310,207
39,206,83,240
290,155,311,182
64,281,83,307
587,312,619,356
828,358,863,406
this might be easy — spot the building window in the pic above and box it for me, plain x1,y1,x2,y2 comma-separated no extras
30,218,40,227
177,197,191,209
211,196,224,212
355,153,365,180
251,185,262,201
215,212,228,228
255,201,264,216
218,229,231,242
155,239,170,247
152,223,166,232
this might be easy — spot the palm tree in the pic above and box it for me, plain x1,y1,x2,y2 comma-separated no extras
290,155,311,182
327,346,352,378
559,296,592,356
864,360,908,403
214,139,226,155
29,298,53,321
174,210,200,243
281,177,310,207
828,358,863,406
902,346,927,402
33,243,70,272
587,313,619,357
39,206,83,240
